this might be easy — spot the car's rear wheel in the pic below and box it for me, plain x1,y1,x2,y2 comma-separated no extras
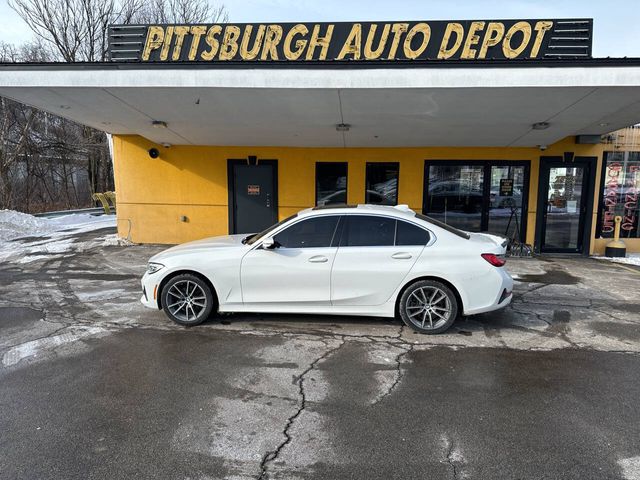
399,280,458,334
161,274,215,326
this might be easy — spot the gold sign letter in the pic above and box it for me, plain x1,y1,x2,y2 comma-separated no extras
530,21,553,58
503,21,532,59
284,24,308,60
478,22,505,59
460,21,485,59
388,23,409,59
403,22,431,59
201,25,222,60
261,25,283,60
438,23,464,59
306,24,334,60
240,25,266,60
142,26,164,61
338,23,362,60
160,26,174,60
188,26,207,61
220,25,241,60
364,24,390,60
172,26,190,61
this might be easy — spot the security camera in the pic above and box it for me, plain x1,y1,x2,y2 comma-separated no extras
148,148,160,159
538,145,547,151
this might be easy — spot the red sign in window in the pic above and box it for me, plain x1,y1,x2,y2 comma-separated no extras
600,153,639,238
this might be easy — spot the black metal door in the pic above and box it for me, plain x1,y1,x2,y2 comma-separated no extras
229,160,278,234
536,157,595,254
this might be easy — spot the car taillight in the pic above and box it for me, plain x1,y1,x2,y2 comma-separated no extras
481,253,506,267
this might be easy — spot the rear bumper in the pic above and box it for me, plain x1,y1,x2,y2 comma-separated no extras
464,268,514,315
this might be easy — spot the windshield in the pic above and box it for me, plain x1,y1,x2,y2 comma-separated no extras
244,214,298,245
415,213,470,240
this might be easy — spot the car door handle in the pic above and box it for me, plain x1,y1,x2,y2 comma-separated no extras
308,255,328,263
391,252,413,260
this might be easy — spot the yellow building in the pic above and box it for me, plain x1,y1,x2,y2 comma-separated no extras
1,18,640,255
112,134,627,255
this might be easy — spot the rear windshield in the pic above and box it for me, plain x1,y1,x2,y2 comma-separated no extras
415,213,470,240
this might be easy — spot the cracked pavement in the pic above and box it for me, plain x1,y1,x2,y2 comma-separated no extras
1,227,640,479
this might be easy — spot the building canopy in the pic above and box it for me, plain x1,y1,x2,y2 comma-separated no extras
1,18,639,147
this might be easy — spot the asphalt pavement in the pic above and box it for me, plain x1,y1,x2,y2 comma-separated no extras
1,227,640,479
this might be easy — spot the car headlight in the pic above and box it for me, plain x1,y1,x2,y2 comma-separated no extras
146,262,165,275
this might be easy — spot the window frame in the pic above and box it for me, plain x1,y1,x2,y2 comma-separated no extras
315,162,349,206
422,159,530,242
336,214,431,248
596,151,640,239
365,162,400,205
272,215,342,249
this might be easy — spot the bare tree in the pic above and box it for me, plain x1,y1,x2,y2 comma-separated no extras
2,0,227,212
135,0,228,24
9,0,228,62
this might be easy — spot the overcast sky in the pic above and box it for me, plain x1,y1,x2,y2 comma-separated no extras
0,0,638,57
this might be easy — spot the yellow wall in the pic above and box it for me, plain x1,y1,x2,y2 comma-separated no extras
113,135,617,254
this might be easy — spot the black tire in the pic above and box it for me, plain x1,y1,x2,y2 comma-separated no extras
161,274,215,326
399,280,458,334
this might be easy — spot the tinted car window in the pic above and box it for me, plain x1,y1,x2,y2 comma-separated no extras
396,221,430,245
274,216,339,248
246,214,297,245
341,215,395,247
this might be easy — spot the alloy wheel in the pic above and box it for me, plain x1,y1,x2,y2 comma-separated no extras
166,280,208,323
404,286,452,331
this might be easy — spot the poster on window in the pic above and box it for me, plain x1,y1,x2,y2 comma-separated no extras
600,152,640,238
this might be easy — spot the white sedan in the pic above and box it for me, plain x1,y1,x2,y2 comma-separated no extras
141,204,513,334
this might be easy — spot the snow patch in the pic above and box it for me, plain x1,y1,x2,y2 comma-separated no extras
0,210,51,241
0,209,113,241
74,288,129,302
101,234,135,247
592,254,640,267
2,326,108,367
0,209,118,263
619,456,640,480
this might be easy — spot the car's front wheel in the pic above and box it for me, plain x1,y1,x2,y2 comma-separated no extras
161,274,215,326
399,280,458,334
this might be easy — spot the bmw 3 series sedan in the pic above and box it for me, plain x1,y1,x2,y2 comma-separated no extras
141,204,513,334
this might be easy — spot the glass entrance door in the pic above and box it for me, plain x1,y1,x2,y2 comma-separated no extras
488,165,526,240
539,164,589,253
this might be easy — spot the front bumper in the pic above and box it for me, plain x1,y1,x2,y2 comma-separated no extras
140,272,161,309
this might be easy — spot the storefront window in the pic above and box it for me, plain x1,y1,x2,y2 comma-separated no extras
425,164,484,231
598,152,640,238
316,162,347,206
423,161,528,240
366,163,399,205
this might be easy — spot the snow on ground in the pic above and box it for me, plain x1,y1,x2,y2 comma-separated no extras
0,209,118,263
592,253,640,267
0,209,114,241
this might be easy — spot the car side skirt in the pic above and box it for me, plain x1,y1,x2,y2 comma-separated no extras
218,302,397,318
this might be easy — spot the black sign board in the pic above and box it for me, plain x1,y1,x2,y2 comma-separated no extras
108,19,592,63
499,178,514,197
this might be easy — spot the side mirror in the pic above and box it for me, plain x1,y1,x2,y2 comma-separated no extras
261,237,278,250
